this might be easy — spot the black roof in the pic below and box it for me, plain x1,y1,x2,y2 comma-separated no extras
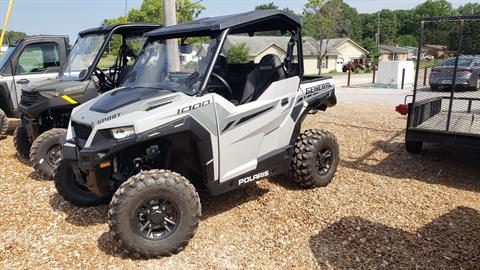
79,23,160,37
10,35,69,46
146,10,303,38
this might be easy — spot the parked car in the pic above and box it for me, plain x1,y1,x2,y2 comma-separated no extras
429,56,480,91
0,35,70,138
15,23,160,179
342,58,371,72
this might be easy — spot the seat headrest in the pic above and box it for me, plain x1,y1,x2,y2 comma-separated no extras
259,54,283,69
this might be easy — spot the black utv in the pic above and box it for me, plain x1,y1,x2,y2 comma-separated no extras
15,23,160,179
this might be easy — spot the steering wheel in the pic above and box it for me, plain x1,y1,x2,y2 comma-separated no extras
94,67,115,90
209,72,233,99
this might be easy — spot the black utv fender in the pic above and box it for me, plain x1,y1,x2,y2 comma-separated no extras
138,116,215,184
0,82,17,117
76,115,215,196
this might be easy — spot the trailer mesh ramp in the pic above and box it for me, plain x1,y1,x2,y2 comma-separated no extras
409,17,480,138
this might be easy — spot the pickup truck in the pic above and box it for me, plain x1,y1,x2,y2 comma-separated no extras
0,35,69,138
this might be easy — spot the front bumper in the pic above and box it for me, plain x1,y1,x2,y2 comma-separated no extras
62,134,138,196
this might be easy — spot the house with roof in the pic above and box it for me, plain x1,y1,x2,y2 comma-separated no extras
379,44,410,61
221,36,369,74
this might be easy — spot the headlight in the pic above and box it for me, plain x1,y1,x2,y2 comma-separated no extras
110,126,135,139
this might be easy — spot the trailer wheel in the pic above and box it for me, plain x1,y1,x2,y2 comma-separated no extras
405,140,423,154
0,108,7,139
31,128,66,179
291,129,340,188
13,125,31,159
108,169,201,258
54,159,110,207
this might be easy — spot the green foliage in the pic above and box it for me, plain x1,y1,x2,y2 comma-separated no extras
0,30,27,45
414,0,454,19
104,0,205,26
396,35,418,47
255,2,278,10
226,43,250,64
457,3,480,15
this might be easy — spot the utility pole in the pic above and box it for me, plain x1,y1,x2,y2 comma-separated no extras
163,0,180,71
124,0,128,22
376,12,380,54
0,0,14,48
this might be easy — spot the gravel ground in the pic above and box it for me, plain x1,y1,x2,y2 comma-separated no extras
1,102,479,269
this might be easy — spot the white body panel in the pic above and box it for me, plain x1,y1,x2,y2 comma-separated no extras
68,76,335,183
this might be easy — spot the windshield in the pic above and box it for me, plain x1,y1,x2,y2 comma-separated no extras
440,57,474,67
0,46,16,70
60,34,106,81
122,37,216,95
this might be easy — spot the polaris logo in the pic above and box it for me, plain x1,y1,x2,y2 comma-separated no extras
238,170,269,185
305,82,332,94
96,113,121,125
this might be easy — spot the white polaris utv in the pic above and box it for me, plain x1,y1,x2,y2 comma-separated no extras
55,10,339,257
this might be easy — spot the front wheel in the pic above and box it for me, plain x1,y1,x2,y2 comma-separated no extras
54,159,110,207
0,108,7,139
108,169,201,258
30,128,66,179
13,125,31,158
291,129,340,188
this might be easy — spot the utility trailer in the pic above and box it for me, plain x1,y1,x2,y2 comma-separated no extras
397,16,480,153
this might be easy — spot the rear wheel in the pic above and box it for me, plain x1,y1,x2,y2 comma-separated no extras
30,128,66,179
54,159,110,207
291,129,340,188
108,169,201,258
405,140,423,154
13,125,31,159
0,108,7,139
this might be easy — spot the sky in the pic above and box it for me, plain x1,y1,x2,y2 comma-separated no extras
0,0,474,42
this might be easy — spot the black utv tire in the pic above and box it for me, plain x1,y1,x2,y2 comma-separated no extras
31,128,66,179
291,129,340,188
405,140,423,154
54,159,110,207
0,108,7,139
13,125,31,159
108,169,201,258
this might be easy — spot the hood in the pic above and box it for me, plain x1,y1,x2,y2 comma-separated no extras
24,78,90,96
89,87,173,113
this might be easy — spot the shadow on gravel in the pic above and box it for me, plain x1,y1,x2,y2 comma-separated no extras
340,128,480,192
49,192,108,226
267,173,308,191
200,184,269,219
12,154,31,167
310,206,480,269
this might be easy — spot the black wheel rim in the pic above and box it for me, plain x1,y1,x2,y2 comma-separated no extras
134,198,180,240
316,147,333,175
47,144,62,167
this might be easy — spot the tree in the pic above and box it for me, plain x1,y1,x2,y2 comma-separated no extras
414,0,454,19
457,3,480,16
1,30,27,45
226,43,250,64
255,2,278,10
104,0,205,26
396,34,418,47
303,0,345,74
